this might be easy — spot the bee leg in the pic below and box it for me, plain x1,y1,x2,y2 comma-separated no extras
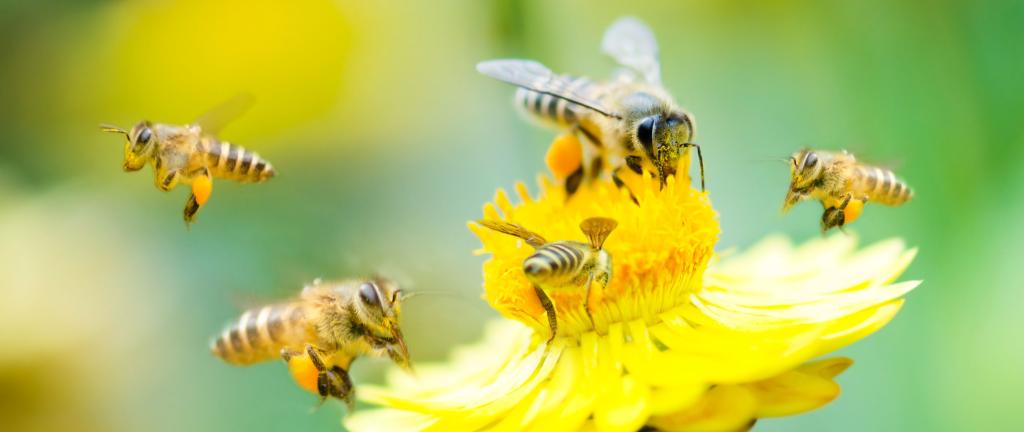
183,194,201,227
565,165,584,200
301,345,355,408
533,284,558,343
583,274,597,330
329,365,356,411
183,168,213,227
280,348,302,362
836,192,853,209
611,167,639,205
155,168,181,192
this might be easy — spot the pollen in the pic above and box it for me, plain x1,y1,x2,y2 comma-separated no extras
544,133,583,179
843,198,865,224
286,351,320,395
193,175,213,206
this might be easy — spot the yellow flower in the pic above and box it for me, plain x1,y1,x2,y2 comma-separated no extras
346,156,919,432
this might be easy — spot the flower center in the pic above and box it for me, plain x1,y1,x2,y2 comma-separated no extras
473,161,720,340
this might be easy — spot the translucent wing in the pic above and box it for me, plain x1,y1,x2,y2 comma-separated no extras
193,93,255,136
601,17,661,84
477,60,621,119
580,217,618,250
476,219,548,248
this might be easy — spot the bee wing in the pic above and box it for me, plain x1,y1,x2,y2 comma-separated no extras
193,93,255,136
580,217,618,250
475,219,547,248
601,17,661,84
477,60,621,119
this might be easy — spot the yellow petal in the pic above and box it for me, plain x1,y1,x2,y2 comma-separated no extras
648,385,757,432
747,357,852,417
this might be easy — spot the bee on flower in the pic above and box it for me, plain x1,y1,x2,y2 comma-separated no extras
345,16,921,432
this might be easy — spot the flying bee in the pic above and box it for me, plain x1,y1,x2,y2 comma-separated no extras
101,95,275,226
783,149,913,232
477,17,705,198
210,277,411,407
476,217,617,340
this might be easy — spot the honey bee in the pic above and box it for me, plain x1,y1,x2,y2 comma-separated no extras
477,17,704,198
784,149,913,232
210,277,410,407
101,96,275,226
476,217,617,340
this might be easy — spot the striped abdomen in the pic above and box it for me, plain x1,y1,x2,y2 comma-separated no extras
523,241,587,285
853,165,913,206
211,303,309,365
201,138,276,183
515,75,595,127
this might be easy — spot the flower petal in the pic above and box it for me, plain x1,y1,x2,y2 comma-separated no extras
747,357,852,417
647,385,757,432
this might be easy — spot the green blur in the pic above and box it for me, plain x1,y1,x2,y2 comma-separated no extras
0,0,1020,431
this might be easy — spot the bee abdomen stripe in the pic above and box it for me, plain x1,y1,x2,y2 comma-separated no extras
214,331,233,359
552,244,582,269
225,144,239,171
266,305,291,343
244,311,262,351
859,167,876,190
238,151,253,175
892,181,903,199
235,311,255,353
871,167,885,196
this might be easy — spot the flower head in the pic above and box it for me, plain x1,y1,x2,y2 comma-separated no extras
346,150,919,431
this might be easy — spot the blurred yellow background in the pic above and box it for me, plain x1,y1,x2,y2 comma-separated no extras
1,0,1021,431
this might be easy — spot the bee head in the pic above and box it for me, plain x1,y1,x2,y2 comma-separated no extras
636,112,696,183
114,121,156,172
790,149,822,187
783,149,822,211
349,277,411,370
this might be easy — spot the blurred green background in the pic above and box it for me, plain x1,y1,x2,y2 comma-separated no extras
0,0,1021,431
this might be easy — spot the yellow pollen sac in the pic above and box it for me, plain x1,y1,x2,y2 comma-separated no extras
545,133,583,179
192,175,213,206
843,198,865,224
286,352,320,395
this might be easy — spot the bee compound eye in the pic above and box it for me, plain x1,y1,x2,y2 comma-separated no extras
804,152,818,168
358,282,379,306
137,127,152,145
636,116,657,149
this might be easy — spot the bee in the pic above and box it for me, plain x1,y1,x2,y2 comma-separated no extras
476,217,617,340
210,277,411,407
783,149,913,232
101,96,275,226
477,17,705,198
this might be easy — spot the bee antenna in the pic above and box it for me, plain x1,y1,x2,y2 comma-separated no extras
681,142,705,192
400,290,468,301
99,124,128,136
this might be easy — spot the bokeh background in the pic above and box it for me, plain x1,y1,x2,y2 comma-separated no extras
1,0,1021,431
